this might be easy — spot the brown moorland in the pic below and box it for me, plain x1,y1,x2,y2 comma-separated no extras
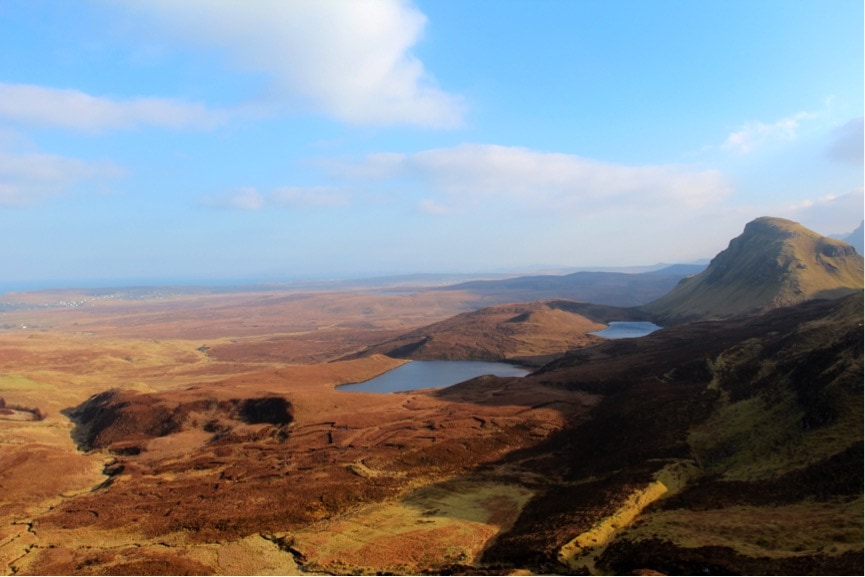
1,245,862,575
0,287,602,574
347,300,637,366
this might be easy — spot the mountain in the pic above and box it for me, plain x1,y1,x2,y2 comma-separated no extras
349,300,651,367
841,220,864,254
642,217,863,324
439,264,707,307
13,270,861,574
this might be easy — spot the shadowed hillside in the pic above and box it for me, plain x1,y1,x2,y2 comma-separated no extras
642,217,863,324
456,294,863,575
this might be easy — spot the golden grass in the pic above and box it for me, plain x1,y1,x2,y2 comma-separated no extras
286,479,534,574
9,523,306,576
185,534,304,575
559,460,700,574
0,374,54,391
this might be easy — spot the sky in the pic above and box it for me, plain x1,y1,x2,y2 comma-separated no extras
0,0,862,289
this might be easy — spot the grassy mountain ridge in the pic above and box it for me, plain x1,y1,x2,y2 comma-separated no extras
642,217,863,324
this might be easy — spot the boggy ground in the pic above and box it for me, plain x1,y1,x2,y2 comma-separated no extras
1,288,861,575
0,287,600,575
20,373,595,575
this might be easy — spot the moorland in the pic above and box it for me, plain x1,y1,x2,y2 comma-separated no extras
0,217,862,575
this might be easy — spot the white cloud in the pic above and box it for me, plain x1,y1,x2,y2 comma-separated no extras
418,199,450,215
272,186,348,208
0,147,123,205
721,110,817,154
123,0,464,128
205,185,347,211
226,187,265,210
0,83,223,132
339,144,732,214
783,188,864,234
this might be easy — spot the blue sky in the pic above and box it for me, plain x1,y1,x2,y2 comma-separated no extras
1,0,862,288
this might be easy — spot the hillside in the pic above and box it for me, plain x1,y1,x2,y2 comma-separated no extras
351,299,650,366
1,284,860,575
2,218,862,575
642,217,863,323
446,293,863,575
438,264,707,307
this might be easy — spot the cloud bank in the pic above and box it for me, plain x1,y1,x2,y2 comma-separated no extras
0,146,123,205
123,0,464,128
0,83,221,132
785,188,864,234
204,186,348,211
722,110,817,154
337,144,732,215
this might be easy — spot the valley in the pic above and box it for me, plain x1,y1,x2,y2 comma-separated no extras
0,218,862,575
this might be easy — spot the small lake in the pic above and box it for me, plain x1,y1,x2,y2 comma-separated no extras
339,360,531,393
590,321,662,339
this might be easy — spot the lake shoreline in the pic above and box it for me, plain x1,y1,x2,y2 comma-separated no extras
337,359,532,394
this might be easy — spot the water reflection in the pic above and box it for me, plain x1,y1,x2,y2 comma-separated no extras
590,321,661,339
339,360,530,393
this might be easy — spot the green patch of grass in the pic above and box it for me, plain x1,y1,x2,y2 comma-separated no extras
0,374,55,391
689,318,863,481
689,389,802,480
690,384,862,481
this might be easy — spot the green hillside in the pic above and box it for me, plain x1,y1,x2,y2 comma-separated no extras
642,217,863,323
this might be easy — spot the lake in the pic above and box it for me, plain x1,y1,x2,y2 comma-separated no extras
339,360,531,393
590,321,662,339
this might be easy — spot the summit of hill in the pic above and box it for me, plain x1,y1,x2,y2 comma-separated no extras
642,216,863,324
350,300,650,367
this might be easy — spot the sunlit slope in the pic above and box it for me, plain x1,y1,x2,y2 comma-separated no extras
350,300,648,366
642,217,863,323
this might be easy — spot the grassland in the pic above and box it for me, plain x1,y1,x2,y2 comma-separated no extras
0,282,861,575
0,286,597,575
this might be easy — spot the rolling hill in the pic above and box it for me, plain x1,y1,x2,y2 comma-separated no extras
438,264,707,307
642,216,863,324
350,299,652,366
3,215,862,575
